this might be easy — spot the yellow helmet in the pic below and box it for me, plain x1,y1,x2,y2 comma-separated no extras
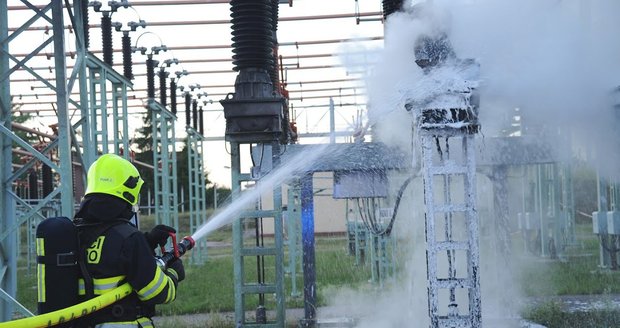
85,154,144,206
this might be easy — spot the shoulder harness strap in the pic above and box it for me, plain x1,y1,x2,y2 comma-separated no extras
73,219,129,299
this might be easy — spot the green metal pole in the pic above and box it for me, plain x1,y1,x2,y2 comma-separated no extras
0,0,16,319
272,142,285,325
121,83,130,155
537,165,547,257
187,133,196,263
112,85,121,155
231,142,244,324
187,128,207,264
552,164,562,258
74,0,94,169
198,135,207,263
151,102,163,225
99,69,109,154
160,111,170,226
597,172,610,267
170,115,179,230
287,181,299,297
51,0,74,218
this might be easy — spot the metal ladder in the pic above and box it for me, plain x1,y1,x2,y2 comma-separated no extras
110,82,130,156
150,100,179,230
231,142,285,328
87,63,108,154
420,132,481,328
85,54,131,160
187,127,207,264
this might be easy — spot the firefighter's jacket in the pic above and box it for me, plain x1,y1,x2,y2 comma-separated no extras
79,222,179,327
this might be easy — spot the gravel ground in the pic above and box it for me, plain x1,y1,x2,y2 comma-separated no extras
154,306,549,327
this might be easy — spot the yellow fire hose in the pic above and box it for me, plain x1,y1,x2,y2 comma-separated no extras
0,283,132,328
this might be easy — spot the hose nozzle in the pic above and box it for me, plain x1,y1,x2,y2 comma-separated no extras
157,236,196,268
178,236,195,257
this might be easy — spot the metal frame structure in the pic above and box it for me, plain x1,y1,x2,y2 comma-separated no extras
85,54,132,160
518,163,575,259
1,0,75,320
0,1,169,321
277,142,406,326
285,179,302,298
594,90,620,268
187,126,207,264
345,198,396,286
593,175,620,268
368,230,396,286
420,131,481,328
345,201,369,267
230,142,286,327
148,99,179,230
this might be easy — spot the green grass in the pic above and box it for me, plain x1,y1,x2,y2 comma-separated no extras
523,302,620,328
16,236,372,317
159,237,370,315
16,223,620,327
159,256,235,315
515,224,620,327
519,256,620,297
517,228,620,297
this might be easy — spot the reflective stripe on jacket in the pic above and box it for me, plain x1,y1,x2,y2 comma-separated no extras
81,222,178,326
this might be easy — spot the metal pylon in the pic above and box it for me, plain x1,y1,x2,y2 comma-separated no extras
420,132,481,328
85,54,132,158
0,0,78,320
187,127,207,264
149,100,179,230
285,179,301,298
231,142,285,328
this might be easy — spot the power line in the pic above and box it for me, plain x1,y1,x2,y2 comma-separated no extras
8,12,382,31
7,0,229,10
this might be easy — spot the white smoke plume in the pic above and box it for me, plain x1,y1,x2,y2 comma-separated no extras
328,0,620,326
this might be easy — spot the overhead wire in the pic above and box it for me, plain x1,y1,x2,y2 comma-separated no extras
8,1,382,142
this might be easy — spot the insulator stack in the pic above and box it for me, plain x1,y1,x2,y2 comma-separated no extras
271,0,279,31
268,0,279,89
185,93,191,127
42,163,52,197
101,14,113,66
270,46,280,91
82,0,90,49
122,34,133,80
382,0,404,18
159,70,167,106
146,57,155,99
199,106,204,135
28,170,38,200
192,100,198,130
224,0,286,143
230,0,275,72
170,80,177,115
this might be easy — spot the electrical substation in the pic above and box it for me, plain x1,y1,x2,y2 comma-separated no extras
1,0,620,327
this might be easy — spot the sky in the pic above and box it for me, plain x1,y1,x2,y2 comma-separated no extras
7,0,387,188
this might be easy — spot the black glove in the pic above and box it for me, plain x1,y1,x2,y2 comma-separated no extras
167,258,185,283
145,225,176,250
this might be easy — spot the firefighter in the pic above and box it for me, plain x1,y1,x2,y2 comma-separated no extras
73,153,184,327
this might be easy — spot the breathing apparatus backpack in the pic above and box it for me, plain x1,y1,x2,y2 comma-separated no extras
35,216,124,318
35,216,80,315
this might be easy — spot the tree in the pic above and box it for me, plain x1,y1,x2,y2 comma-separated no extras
132,109,155,206
132,110,212,212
